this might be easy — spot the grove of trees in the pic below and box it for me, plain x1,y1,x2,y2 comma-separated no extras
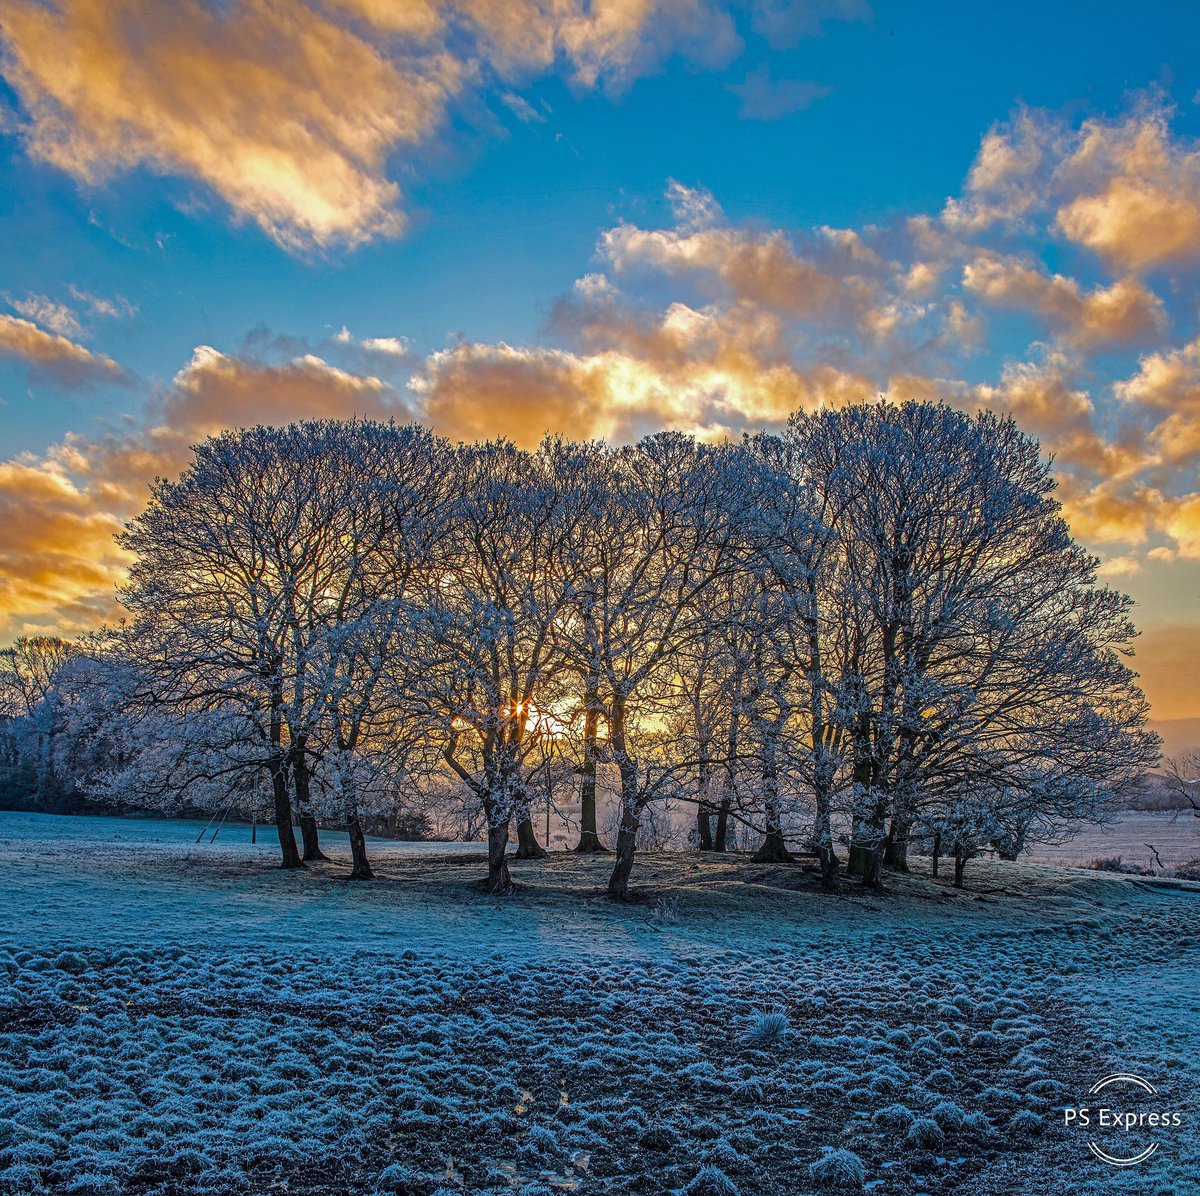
0,402,1160,898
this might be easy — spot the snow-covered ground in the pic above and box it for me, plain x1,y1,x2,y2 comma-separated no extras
1026,810,1200,871
1,812,1197,1195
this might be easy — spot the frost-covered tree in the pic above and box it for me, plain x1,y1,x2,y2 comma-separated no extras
556,434,761,900
414,438,590,893
0,636,78,804
117,420,447,869
786,402,1157,888
90,400,1155,898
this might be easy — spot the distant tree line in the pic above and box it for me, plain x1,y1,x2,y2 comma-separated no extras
0,402,1159,896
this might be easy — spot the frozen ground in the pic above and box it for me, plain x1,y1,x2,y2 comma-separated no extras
0,813,1197,1196
1025,810,1200,871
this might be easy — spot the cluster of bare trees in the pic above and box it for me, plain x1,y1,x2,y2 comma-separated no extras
2,402,1159,897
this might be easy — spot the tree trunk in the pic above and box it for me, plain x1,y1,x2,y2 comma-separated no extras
695,752,714,850
752,828,793,863
270,760,302,869
752,762,792,863
293,746,329,861
607,801,640,901
486,818,514,894
713,793,732,852
606,699,640,901
298,815,326,863
347,812,373,880
931,830,941,879
847,697,879,885
574,685,608,852
514,814,547,859
267,664,301,869
954,847,967,888
813,760,839,891
847,841,870,876
883,818,910,871
818,844,841,891
860,846,883,891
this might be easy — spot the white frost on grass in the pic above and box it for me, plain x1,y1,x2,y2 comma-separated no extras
0,812,1197,1194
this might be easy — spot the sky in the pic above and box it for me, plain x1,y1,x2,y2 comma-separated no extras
0,0,1199,722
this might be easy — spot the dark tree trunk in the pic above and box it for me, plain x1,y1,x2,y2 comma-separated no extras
515,815,547,859
270,760,302,869
932,830,941,879
861,847,884,890
713,794,732,852
753,762,793,863
818,844,841,891
298,815,327,863
713,711,739,853
293,747,329,861
486,819,514,894
847,696,879,885
954,847,967,888
347,813,373,880
752,828,793,863
883,819,910,871
267,664,301,869
606,701,641,901
696,806,714,850
607,802,640,901
850,842,883,890
813,765,839,890
847,841,870,876
574,685,608,852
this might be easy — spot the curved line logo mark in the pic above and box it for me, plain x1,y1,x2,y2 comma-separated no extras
1084,1073,1161,1167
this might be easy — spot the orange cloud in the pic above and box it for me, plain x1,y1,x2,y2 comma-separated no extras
946,96,1200,274
0,0,748,252
962,253,1165,348
601,184,879,325
0,0,460,252
0,347,416,637
1162,494,1200,559
970,357,1154,483
942,107,1062,232
1056,479,1162,548
0,459,130,639
412,304,878,447
0,313,125,385
1115,336,1200,465
1055,104,1200,272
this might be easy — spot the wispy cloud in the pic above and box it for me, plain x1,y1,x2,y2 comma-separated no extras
728,67,831,120
0,313,125,386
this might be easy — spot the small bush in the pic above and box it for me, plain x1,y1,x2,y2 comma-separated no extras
705,1138,753,1175
871,1103,914,1131
517,1123,560,1165
809,1148,866,1190
739,1008,791,1048
930,1100,968,1131
679,1164,740,1196
0,1163,44,1193
1085,856,1151,876
648,897,682,927
905,1117,945,1149
1009,1109,1043,1137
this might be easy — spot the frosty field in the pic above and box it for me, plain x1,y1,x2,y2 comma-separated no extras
1,813,1198,1196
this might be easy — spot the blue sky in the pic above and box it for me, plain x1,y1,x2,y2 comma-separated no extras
1,0,1199,719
